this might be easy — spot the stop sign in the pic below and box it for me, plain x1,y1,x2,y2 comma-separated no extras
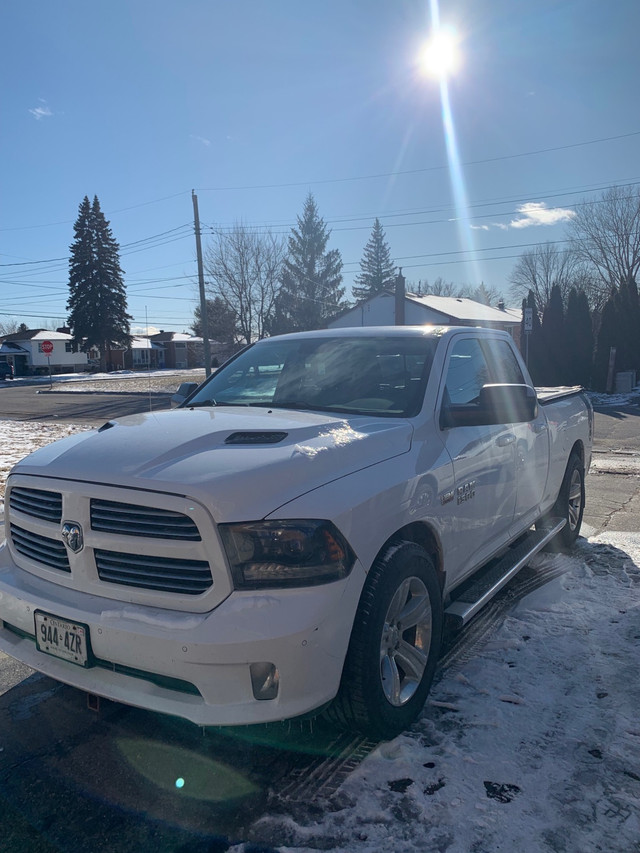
41,340,54,355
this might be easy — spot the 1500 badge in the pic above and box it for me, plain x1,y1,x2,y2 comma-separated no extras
457,480,476,504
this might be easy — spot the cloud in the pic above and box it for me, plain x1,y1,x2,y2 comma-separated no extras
470,224,489,231
132,325,161,336
190,134,211,147
509,202,575,229
29,101,53,120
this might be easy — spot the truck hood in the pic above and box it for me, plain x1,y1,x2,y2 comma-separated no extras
13,407,413,521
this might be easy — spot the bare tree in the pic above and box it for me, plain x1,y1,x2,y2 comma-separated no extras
458,282,503,306
0,318,22,336
568,184,640,292
424,276,458,297
508,243,584,309
204,224,286,345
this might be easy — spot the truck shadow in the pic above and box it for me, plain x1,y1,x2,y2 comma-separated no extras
0,668,372,852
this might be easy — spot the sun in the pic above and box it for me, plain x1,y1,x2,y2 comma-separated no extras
418,29,461,79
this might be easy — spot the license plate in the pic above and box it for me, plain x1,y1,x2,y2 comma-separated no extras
34,611,90,667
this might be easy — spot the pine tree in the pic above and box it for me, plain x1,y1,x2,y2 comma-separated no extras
574,289,594,387
615,275,640,373
352,218,396,301
520,290,544,384
541,284,564,385
67,196,131,370
191,297,237,343
593,295,619,391
564,289,581,386
269,193,346,334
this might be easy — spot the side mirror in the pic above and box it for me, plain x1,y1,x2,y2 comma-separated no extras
441,383,538,428
479,383,538,423
171,382,199,408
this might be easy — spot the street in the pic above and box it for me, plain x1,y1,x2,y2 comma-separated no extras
0,389,639,851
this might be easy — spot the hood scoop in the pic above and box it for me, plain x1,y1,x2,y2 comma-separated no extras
224,431,288,445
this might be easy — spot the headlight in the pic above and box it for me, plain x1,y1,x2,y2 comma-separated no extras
219,520,355,589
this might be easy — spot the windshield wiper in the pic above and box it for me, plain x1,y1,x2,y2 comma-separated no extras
270,401,323,411
188,399,252,408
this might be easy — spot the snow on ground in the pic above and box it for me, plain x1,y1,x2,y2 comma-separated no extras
1,402,640,852
248,538,640,853
0,420,91,511
1,367,204,395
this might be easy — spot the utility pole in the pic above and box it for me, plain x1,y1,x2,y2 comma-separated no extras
192,190,212,378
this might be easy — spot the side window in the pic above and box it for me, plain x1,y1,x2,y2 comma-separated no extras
444,338,490,405
483,339,526,385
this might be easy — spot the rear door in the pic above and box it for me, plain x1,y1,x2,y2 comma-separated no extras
482,336,549,532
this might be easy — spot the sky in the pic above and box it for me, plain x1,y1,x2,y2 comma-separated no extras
2,0,640,335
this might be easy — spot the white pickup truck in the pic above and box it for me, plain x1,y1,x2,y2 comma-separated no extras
0,327,592,738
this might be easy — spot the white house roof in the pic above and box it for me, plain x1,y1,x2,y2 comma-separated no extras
131,336,165,350
405,294,521,324
0,342,29,354
0,329,74,343
26,330,74,340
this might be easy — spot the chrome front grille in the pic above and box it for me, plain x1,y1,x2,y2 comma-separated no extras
10,524,70,572
9,487,62,523
95,549,212,594
7,478,224,609
90,499,201,540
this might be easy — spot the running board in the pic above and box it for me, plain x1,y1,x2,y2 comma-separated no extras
444,518,566,629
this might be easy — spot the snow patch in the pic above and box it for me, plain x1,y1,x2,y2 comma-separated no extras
294,423,366,458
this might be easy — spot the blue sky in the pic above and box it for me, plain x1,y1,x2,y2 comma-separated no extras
2,0,639,334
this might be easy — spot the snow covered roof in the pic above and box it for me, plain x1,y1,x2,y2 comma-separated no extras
130,336,165,350
0,329,73,342
405,294,521,324
0,341,29,354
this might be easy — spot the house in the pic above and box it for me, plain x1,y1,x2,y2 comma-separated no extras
148,331,231,369
122,337,166,371
0,329,89,376
329,290,522,344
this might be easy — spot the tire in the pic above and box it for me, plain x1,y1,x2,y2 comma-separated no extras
326,541,443,740
543,452,585,551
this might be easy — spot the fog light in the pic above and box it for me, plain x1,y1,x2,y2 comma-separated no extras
250,662,280,700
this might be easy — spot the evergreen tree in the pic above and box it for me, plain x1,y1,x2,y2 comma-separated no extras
564,288,582,386
593,295,619,391
269,193,346,334
520,290,544,384
352,218,396,301
541,284,564,385
191,297,237,343
614,275,640,373
67,196,131,370
574,289,594,387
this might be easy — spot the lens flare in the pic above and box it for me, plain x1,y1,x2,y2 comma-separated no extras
419,29,461,79
423,1,481,285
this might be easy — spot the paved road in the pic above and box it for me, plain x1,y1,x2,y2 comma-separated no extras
0,383,172,425
1,392,640,850
585,403,640,535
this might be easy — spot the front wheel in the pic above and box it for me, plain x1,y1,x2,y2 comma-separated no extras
326,541,443,740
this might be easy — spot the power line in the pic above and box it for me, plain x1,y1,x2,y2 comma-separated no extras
195,130,640,192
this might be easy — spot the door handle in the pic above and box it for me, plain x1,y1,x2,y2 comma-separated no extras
496,434,516,447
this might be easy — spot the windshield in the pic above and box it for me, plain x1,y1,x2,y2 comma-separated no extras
186,335,437,417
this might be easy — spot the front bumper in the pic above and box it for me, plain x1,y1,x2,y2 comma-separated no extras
0,544,366,726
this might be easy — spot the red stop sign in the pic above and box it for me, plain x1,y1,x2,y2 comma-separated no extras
41,340,54,355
